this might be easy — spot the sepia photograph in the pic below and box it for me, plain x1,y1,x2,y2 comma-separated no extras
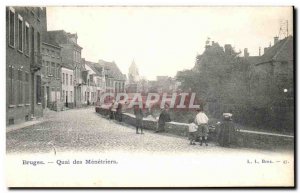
5,5,294,187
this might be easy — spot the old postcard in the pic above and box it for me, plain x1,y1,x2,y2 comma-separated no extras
5,6,294,187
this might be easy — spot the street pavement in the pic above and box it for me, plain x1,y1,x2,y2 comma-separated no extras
6,107,294,187
6,107,292,155
6,107,221,154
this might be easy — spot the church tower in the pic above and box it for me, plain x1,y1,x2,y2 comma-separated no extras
128,59,140,83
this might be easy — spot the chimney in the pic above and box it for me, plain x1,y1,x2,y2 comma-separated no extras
259,47,261,56
274,36,279,45
244,48,249,58
264,47,268,54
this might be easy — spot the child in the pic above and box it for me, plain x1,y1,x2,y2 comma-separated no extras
188,118,198,145
195,108,209,146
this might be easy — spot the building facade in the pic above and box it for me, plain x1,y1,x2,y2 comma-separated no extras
41,33,63,111
61,65,74,108
45,30,83,108
98,59,126,97
6,7,47,125
250,36,294,131
84,60,106,105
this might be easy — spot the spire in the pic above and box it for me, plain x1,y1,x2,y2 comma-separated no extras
128,59,140,83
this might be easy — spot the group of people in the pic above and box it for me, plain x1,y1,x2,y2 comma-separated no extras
108,100,237,147
188,109,238,147
134,104,171,134
109,100,123,122
188,108,210,146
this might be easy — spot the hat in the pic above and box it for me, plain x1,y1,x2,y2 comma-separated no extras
223,113,233,118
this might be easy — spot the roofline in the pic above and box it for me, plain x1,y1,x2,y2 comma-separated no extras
255,59,294,66
42,42,62,49
61,66,74,70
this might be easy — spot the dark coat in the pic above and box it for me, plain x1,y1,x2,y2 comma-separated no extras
116,103,122,113
158,110,171,126
218,120,236,147
134,108,144,120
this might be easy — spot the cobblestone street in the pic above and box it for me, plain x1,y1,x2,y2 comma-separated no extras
6,107,294,187
6,107,223,154
6,107,291,155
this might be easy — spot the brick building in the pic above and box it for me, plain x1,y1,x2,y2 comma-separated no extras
41,32,63,111
6,7,47,125
45,30,83,108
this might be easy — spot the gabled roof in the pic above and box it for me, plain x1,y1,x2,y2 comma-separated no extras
85,61,103,76
98,59,126,81
256,36,293,66
46,30,82,49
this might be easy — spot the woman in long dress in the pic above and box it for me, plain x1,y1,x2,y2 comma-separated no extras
218,113,236,147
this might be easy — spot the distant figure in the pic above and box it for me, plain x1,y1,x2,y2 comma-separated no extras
218,113,236,147
155,104,171,133
188,118,198,145
109,100,116,119
195,108,209,146
116,102,123,122
134,105,144,134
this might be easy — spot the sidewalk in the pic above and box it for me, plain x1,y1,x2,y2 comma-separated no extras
6,118,45,133
6,108,57,133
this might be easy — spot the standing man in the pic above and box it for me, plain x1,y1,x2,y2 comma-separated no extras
134,105,144,134
195,108,209,146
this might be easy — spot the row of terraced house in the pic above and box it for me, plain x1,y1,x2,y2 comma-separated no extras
6,6,126,125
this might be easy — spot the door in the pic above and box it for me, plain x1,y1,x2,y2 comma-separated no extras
66,91,68,107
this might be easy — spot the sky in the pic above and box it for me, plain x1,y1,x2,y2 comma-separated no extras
46,6,293,80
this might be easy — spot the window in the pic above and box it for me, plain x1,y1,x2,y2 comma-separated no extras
54,63,57,78
37,32,40,54
73,51,76,62
70,91,73,102
31,27,34,57
51,62,55,76
56,88,60,101
8,66,15,105
9,7,15,47
51,88,55,102
46,61,50,75
36,75,42,104
18,70,23,104
42,60,45,75
17,15,23,52
62,90,65,102
62,73,65,84
57,65,61,79
25,22,29,55
88,79,90,86
66,74,68,85
25,72,29,104
70,75,72,85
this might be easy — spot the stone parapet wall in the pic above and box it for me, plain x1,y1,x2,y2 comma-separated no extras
95,106,293,150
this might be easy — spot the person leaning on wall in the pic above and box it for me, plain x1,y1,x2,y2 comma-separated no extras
155,104,171,133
